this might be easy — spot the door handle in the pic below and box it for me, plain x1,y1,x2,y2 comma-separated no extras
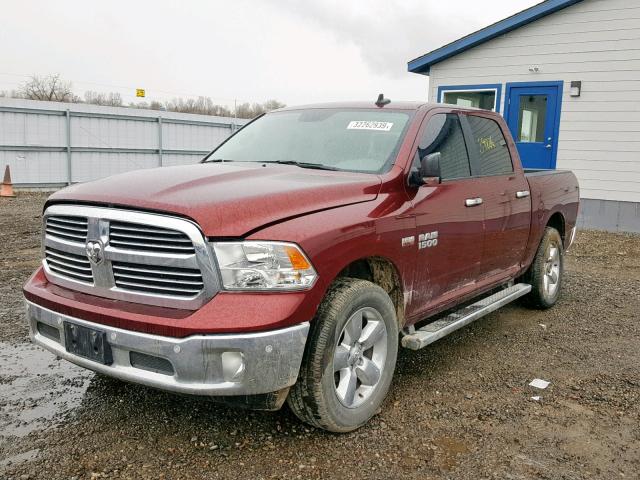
465,197,483,207
545,144,552,149
516,190,530,198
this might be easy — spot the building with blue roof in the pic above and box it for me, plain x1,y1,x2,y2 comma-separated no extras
408,0,640,232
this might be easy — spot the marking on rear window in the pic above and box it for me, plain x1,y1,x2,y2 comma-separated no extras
478,136,497,154
347,121,394,131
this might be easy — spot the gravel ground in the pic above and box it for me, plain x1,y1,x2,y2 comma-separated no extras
1,193,639,480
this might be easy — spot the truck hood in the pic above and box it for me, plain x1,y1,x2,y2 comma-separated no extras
48,163,382,236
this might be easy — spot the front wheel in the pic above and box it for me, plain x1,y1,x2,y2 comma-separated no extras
287,278,398,432
523,226,564,309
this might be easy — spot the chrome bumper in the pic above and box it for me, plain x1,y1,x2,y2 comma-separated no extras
25,300,309,396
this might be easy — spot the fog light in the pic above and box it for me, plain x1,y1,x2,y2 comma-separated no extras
221,351,245,382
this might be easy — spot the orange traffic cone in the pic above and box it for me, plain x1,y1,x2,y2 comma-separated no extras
1,165,16,198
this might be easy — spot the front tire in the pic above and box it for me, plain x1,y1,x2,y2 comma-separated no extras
287,278,398,432
523,226,564,309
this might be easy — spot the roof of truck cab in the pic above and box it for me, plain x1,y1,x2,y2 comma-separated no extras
276,101,430,111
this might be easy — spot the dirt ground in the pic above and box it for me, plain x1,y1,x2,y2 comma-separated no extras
1,193,639,480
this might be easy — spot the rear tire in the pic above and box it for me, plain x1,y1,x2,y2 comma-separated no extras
523,227,564,309
287,278,398,432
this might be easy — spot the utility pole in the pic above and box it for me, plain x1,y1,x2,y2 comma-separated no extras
233,99,237,133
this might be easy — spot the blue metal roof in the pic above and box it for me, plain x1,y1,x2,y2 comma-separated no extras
408,0,583,75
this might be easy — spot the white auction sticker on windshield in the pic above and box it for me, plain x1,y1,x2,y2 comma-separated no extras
347,121,394,131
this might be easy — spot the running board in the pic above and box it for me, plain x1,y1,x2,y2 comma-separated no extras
401,283,532,350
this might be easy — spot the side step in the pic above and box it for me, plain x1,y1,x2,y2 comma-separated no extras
401,283,532,350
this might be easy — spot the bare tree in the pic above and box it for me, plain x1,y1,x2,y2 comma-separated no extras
84,90,123,107
260,99,286,113
165,96,232,117
4,73,285,119
160,97,285,118
19,74,78,102
234,100,285,119
0,89,21,99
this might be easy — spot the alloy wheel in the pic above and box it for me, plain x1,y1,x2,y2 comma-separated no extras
543,240,561,298
333,307,388,408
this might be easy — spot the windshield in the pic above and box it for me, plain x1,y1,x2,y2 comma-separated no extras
206,108,412,173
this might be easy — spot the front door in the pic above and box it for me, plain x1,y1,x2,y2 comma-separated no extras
506,83,562,169
407,112,484,318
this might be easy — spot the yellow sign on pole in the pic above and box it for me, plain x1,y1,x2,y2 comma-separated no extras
136,89,145,98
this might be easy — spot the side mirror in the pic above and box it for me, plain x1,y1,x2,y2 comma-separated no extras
408,152,441,187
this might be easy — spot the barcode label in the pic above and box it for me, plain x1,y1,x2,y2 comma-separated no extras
347,121,394,131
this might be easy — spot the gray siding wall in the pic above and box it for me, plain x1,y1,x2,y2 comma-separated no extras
578,198,640,233
0,98,248,186
427,0,640,204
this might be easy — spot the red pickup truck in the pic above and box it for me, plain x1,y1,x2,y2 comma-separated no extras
24,99,579,432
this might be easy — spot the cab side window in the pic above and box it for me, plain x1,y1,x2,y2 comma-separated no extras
466,115,514,176
417,114,471,180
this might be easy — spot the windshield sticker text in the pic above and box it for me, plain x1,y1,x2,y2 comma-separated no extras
347,121,394,132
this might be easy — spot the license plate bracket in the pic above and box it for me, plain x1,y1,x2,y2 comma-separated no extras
63,322,113,365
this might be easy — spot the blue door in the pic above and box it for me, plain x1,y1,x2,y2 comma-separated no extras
505,82,562,169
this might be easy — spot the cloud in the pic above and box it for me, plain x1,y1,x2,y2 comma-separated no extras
267,0,538,78
1,0,539,105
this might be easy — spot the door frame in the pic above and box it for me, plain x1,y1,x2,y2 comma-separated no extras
504,80,563,169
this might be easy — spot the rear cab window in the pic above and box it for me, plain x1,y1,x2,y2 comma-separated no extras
466,115,514,176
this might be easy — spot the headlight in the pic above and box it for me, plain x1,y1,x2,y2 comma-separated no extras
211,241,317,291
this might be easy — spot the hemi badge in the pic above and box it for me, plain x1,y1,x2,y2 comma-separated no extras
401,236,415,247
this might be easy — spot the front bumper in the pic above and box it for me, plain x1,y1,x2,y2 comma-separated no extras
26,300,309,396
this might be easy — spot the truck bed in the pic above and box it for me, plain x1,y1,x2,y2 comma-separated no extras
524,168,580,254
524,168,573,177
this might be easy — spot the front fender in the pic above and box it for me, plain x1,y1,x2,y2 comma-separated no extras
247,197,416,322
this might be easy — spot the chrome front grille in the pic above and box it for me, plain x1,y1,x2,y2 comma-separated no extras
45,247,94,284
109,221,195,254
112,262,204,297
42,205,219,309
45,216,88,243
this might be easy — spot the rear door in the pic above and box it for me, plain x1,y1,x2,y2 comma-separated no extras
462,113,531,279
407,112,484,317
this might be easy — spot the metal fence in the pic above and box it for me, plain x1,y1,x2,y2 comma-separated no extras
0,98,248,187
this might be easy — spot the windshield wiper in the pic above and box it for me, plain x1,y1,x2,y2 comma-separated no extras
272,160,339,171
205,158,340,171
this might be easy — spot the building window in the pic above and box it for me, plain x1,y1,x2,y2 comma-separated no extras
438,84,502,112
517,95,547,143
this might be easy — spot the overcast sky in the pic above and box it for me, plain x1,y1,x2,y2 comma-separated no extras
1,0,539,108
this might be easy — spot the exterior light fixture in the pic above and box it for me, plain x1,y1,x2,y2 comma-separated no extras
570,81,582,97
